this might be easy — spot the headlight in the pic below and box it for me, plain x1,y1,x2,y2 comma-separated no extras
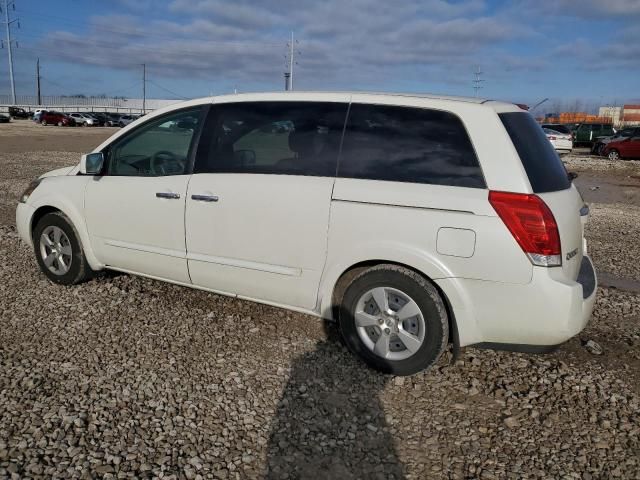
19,179,42,203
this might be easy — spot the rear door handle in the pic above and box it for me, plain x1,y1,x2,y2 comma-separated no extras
191,194,219,202
156,192,180,199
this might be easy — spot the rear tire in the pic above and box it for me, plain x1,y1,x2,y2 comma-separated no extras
41,120,47,126
33,212,95,285
338,264,449,376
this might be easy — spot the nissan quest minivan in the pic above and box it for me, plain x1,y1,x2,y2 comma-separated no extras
16,92,597,375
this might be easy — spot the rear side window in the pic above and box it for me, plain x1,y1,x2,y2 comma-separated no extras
195,102,347,177
338,104,485,188
499,112,570,193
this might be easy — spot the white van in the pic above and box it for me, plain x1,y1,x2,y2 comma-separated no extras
16,92,597,375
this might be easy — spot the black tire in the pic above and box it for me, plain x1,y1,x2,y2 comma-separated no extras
607,149,621,161
33,212,95,285
338,264,449,376
57,121,63,127
41,120,47,126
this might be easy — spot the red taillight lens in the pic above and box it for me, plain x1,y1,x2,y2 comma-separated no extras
489,191,561,267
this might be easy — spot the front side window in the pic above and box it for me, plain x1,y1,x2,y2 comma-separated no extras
195,102,348,177
107,107,202,176
338,104,485,188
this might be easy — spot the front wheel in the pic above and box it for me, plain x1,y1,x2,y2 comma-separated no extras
57,121,63,127
41,120,47,126
33,212,95,285
607,149,620,161
339,264,449,376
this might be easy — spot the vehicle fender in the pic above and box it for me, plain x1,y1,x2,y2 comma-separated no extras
317,240,453,317
27,178,103,271
317,241,481,345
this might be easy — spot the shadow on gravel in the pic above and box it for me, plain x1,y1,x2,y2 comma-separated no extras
265,321,405,479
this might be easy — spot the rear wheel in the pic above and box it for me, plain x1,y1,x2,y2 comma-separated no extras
33,212,95,285
607,149,620,161
339,264,449,375
57,121,63,127
41,120,47,126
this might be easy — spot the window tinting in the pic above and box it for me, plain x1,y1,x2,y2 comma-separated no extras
107,108,202,177
499,112,570,193
194,102,348,177
337,104,485,188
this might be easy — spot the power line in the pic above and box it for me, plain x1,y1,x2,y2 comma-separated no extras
147,79,189,100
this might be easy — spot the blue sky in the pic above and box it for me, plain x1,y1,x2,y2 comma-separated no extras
1,0,639,111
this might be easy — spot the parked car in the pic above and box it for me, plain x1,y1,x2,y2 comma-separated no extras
40,111,76,127
543,127,573,155
118,115,137,127
573,123,615,146
8,106,31,119
33,109,48,122
0,113,11,123
591,127,640,155
16,92,597,375
602,135,640,160
541,123,572,136
106,113,122,127
90,112,107,126
67,113,97,126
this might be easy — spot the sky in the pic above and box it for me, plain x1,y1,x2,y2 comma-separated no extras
1,0,639,110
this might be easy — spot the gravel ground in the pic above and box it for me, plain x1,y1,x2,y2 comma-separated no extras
1,124,639,478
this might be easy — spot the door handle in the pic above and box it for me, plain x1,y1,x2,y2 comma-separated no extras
191,194,219,202
156,192,181,199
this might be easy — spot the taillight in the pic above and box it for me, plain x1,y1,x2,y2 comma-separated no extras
489,191,561,267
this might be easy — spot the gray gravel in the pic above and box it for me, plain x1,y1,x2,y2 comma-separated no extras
1,127,639,478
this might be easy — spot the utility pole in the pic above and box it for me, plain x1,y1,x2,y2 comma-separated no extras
142,63,146,113
2,0,18,104
36,57,41,105
472,65,484,98
284,31,296,91
289,31,294,91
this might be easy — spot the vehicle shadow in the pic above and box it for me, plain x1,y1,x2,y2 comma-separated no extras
264,320,405,479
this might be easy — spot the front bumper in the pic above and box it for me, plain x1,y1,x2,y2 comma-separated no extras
16,202,35,246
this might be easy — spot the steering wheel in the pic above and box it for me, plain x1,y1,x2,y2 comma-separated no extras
150,150,179,176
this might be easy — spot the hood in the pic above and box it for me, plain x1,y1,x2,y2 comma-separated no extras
39,165,78,179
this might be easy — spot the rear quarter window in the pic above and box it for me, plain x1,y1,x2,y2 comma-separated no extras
499,112,570,193
338,104,485,188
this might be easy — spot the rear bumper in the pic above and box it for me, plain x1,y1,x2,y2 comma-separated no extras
437,256,597,349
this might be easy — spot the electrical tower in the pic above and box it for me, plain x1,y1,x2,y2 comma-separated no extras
1,0,19,104
472,65,484,98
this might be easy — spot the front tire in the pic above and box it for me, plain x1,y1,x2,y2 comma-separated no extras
33,212,94,285
607,149,620,161
339,264,449,376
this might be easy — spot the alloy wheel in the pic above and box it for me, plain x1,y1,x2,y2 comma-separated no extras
354,286,426,361
39,225,72,275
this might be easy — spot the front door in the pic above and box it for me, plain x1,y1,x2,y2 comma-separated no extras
185,100,348,309
85,106,204,283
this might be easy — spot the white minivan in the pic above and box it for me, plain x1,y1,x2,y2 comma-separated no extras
16,92,597,375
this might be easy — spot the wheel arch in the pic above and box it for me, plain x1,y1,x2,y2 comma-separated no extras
28,198,103,271
323,259,461,360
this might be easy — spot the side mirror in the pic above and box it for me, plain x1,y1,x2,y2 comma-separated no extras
80,152,105,175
